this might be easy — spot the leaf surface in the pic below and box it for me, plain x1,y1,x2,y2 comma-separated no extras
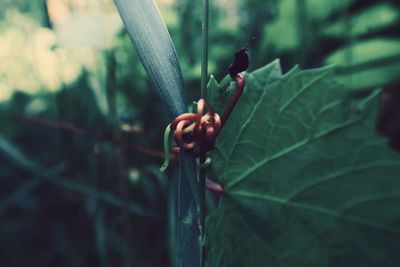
114,2,200,266
206,60,400,266
114,0,186,118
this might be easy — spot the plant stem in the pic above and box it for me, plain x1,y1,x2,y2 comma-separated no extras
167,175,178,267
176,152,201,267
200,0,210,266
201,0,209,99
198,158,206,267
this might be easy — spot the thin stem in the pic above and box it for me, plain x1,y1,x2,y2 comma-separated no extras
176,153,201,267
221,75,245,128
199,156,207,267
201,0,209,99
200,0,210,266
206,178,224,194
167,175,178,267
22,115,177,161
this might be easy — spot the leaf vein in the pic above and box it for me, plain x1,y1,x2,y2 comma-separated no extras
231,191,400,235
228,118,361,188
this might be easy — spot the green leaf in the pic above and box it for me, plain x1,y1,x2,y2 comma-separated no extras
326,39,400,65
114,2,201,266
323,4,399,38
114,0,186,118
206,60,400,266
259,0,356,52
326,38,400,90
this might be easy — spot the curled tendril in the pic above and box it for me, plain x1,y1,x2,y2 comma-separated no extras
172,99,221,155
159,99,222,172
160,74,245,173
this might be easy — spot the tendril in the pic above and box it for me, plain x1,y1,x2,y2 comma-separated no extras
160,74,245,172
160,124,172,172
172,99,221,155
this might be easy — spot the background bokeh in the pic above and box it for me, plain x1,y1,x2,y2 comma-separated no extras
0,0,399,266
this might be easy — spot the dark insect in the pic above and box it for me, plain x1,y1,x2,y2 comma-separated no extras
228,48,249,78
228,37,255,78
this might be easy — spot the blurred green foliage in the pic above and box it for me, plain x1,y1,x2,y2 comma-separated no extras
0,0,399,266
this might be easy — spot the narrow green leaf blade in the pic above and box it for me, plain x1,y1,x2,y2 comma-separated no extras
114,0,186,117
114,3,201,267
207,60,400,266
